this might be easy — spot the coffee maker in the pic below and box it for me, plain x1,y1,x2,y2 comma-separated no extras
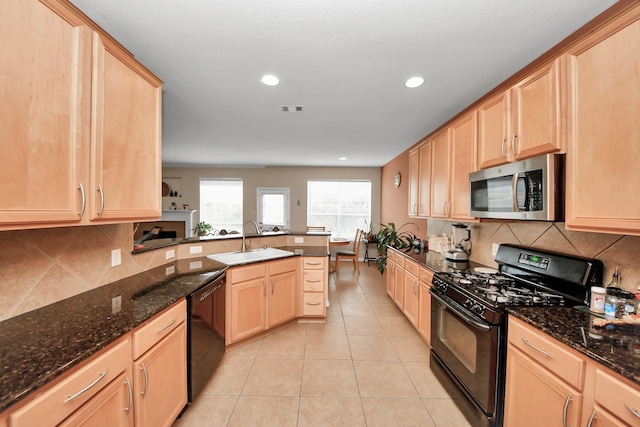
446,223,471,261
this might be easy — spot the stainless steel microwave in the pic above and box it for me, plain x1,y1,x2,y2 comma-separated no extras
468,153,564,220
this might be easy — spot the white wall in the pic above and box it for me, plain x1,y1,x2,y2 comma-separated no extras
162,166,382,233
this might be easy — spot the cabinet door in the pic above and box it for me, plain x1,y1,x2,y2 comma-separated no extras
59,371,134,427
90,33,162,222
134,324,187,427
403,271,419,326
269,270,297,327
430,130,450,218
418,283,431,345
504,347,582,427
512,59,562,161
408,149,420,216
477,92,510,169
386,258,395,298
449,112,477,220
417,142,432,217
565,11,640,235
393,263,405,308
0,0,90,227
229,278,267,343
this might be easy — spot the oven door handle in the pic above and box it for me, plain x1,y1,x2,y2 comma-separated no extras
430,291,491,331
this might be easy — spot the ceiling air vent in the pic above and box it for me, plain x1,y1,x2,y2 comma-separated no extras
280,105,304,113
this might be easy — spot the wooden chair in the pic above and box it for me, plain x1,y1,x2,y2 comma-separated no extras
335,228,364,274
306,226,326,231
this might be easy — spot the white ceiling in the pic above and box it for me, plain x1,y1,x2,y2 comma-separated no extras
70,0,616,168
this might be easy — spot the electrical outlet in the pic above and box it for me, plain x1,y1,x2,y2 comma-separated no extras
111,249,121,267
492,243,500,256
189,245,202,254
166,265,175,275
294,237,304,244
190,260,203,270
111,295,122,314
166,249,175,259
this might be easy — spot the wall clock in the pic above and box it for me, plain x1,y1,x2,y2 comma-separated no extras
394,172,401,188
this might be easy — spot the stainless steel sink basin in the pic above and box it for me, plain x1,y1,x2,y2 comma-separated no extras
207,248,294,266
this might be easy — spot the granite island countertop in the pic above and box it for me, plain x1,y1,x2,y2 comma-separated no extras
508,306,640,387
0,246,328,413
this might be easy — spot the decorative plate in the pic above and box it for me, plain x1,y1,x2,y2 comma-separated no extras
394,172,401,188
161,181,170,197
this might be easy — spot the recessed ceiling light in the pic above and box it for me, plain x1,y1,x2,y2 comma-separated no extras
339,157,347,161
261,75,279,86
405,76,424,88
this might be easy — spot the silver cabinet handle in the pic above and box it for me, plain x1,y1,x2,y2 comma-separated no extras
306,262,322,266
511,133,518,157
156,317,176,333
562,393,572,427
521,337,553,357
586,410,597,427
97,184,105,216
306,302,322,306
78,182,86,218
140,364,149,396
625,403,640,419
63,370,109,403
307,279,322,283
271,279,275,295
263,280,266,297
124,376,133,413
501,137,507,159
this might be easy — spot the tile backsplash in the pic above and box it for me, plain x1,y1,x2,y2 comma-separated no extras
427,219,640,290
0,224,171,321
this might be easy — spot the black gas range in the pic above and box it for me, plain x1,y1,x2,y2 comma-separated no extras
429,244,603,427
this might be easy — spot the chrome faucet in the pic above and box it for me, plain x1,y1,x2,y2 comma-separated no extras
242,220,261,252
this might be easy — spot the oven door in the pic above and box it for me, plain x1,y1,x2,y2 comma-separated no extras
430,289,501,418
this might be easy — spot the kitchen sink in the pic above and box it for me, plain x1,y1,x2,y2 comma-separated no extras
207,248,294,266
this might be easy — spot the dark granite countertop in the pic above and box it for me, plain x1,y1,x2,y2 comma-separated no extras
388,246,487,274
508,307,640,387
0,247,329,413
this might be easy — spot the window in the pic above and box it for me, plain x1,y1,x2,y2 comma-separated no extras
307,180,371,238
257,188,290,231
199,178,243,233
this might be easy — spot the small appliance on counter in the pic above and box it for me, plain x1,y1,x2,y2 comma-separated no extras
445,223,471,262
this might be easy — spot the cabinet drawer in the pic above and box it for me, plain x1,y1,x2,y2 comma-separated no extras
594,368,640,426
8,338,131,427
418,266,434,285
302,293,325,316
270,257,297,275
508,317,585,390
303,270,325,292
404,259,419,276
133,300,186,359
230,263,267,283
302,257,326,270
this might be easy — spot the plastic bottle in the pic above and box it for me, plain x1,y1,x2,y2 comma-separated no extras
590,286,606,314
604,287,622,318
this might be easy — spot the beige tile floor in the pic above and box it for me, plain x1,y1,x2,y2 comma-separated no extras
173,263,472,427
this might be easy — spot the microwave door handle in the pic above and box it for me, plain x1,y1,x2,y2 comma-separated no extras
511,173,520,212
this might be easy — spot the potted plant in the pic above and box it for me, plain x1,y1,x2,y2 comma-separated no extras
193,221,213,237
363,220,378,242
375,222,419,274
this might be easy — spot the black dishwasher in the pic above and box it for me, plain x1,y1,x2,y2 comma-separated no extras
186,272,226,404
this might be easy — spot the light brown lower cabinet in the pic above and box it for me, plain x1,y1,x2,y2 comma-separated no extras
300,257,328,317
505,316,640,427
133,325,187,427
2,301,187,427
403,259,420,326
417,266,434,345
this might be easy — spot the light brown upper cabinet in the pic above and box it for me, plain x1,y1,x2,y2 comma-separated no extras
477,59,562,169
1,1,91,227
565,6,640,235
408,142,432,218
89,33,162,222
430,113,477,221
0,0,162,231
